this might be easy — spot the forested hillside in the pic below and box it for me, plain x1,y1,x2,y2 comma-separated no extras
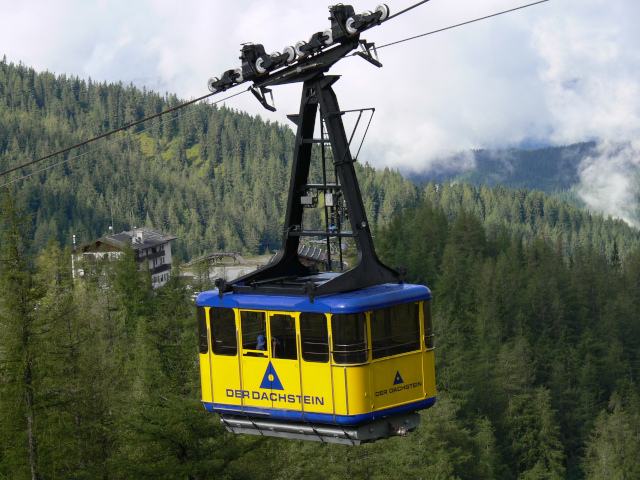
408,142,640,230
2,58,640,479
3,180,640,479
375,191,640,479
405,143,596,194
0,59,417,260
454,143,595,193
376,181,640,283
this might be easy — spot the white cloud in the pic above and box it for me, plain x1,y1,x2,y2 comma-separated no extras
577,141,640,227
532,1,640,145
1,0,640,176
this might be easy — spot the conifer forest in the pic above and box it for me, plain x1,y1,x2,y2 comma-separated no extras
2,60,640,479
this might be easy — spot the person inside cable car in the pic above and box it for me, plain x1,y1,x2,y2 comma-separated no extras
256,334,281,357
256,334,267,357
271,337,281,358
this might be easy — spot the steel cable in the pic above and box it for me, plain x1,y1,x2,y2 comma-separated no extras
377,0,550,51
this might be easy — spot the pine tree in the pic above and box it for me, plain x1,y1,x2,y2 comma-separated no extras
582,391,640,480
0,188,41,479
32,242,81,477
117,269,234,478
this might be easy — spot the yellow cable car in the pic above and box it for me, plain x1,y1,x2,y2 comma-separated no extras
197,283,435,444
198,3,437,444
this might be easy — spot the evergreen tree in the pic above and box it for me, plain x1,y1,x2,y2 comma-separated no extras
582,391,640,480
0,188,41,479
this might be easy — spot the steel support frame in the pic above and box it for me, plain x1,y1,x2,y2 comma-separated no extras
225,74,400,297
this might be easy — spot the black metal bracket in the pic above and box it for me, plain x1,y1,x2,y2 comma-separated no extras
215,278,229,298
355,40,382,68
395,266,407,283
303,281,318,303
250,85,276,112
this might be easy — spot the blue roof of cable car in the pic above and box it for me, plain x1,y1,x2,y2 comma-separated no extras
196,283,431,314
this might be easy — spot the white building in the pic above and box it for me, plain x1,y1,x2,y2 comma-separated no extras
71,227,177,288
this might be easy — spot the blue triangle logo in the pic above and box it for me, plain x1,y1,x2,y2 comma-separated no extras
393,371,404,385
260,361,284,390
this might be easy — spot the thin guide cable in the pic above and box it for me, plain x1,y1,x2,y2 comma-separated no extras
377,0,550,51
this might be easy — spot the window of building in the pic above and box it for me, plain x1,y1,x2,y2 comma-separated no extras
331,313,368,364
300,312,329,363
370,303,420,360
197,307,208,354
270,314,297,360
210,307,237,356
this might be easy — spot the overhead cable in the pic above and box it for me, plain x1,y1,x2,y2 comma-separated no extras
384,0,432,22
376,0,550,51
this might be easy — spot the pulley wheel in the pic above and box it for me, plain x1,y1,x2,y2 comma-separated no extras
376,4,390,21
323,28,333,45
295,40,307,57
207,77,219,93
283,46,296,63
234,68,243,83
345,17,357,34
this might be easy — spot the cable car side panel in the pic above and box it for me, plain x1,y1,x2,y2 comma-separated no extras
371,352,425,411
422,299,437,400
299,312,335,416
423,349,436,400
197,284,436,425
200,307,244,414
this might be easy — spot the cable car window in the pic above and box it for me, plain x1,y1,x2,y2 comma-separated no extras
423,299,434,349
210,307,237,356
300,312,329,363
370,303,420,359
331,313,368,364
269,314,297,360
241,311,267,357
197,307,208,354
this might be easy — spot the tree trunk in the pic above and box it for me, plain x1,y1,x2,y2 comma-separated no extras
25,362,39,480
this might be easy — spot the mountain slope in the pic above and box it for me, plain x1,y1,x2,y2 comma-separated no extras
0,60,418,260
405,142,596,195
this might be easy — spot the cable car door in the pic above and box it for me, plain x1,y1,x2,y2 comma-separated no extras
239,310,271,410
298,312,333,416
240,310,302,413
267,312,301,412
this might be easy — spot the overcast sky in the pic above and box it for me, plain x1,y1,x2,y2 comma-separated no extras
2,0,639,176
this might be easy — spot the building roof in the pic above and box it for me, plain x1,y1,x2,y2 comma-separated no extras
72,238,119,254
73,227,177,253
106,227,177,251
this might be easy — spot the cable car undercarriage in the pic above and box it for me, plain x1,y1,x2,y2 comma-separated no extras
220,412,421,445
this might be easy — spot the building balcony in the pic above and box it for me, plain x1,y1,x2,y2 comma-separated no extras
151,264,171,275
137,250,165,261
